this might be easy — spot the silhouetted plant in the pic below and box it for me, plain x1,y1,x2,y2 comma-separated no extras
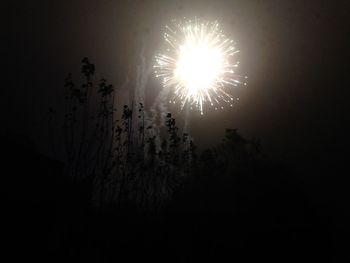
60,58,200,210
58,58,263,211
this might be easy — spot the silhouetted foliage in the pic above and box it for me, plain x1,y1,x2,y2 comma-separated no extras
60,58,204,210
38,58,338,262
57,58,268,212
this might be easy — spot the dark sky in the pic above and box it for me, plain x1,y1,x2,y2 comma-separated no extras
3,0,350,169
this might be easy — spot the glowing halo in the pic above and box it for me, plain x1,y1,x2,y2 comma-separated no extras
154,18,247,114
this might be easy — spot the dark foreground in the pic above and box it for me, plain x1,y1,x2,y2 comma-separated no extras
2,136,349,263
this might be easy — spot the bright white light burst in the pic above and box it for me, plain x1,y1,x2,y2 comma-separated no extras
154,19,247,114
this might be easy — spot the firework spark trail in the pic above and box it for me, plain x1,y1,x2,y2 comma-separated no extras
134,38,157,142
133,38,170,151
135,38,150,104
154,18,247,115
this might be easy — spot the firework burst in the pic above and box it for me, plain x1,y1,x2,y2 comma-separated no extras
154,18,247,114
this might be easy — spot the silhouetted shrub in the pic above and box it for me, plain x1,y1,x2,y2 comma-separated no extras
61,58,198,210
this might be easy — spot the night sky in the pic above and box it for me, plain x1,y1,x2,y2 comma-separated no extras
3,0,350,260
4,0,349,164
